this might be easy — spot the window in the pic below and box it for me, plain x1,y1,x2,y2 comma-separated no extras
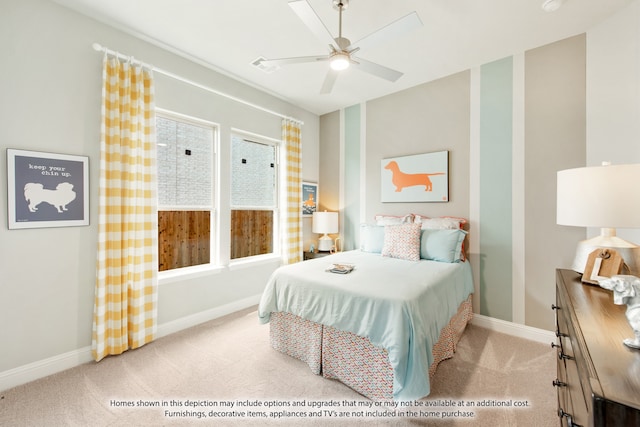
156,110,216,271
230,134,279,259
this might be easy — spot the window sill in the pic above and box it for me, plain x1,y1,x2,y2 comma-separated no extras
159,264,225,285
228,254,281,271
158,254,282,285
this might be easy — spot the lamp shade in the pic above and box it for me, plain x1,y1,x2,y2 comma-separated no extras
557,163,640,274
312,211,339,234
557,164,640,229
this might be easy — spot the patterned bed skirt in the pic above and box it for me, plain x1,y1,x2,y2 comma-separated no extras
269,294,473,400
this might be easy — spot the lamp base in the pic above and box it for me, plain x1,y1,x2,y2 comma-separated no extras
572,234,640,275
317,234,333,252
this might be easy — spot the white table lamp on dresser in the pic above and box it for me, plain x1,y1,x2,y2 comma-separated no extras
557,162,640,275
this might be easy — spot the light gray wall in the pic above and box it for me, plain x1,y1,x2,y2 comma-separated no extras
311,110,340,252
318,111,341,212
587,0,640,245
365,71,471,222
0,0,319,377
524,35,587,329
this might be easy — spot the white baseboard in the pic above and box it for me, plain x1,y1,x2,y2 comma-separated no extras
156,294,262,338
0,346,94,393
471,313,555,345
0,294,262,393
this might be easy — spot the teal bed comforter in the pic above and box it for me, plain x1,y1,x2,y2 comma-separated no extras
258,250,474,400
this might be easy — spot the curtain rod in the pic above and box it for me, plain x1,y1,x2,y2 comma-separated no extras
92,43,304,126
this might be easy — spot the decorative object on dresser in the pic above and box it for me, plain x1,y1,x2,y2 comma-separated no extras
556,162,640,275
599,275,640,350
581,248,623,285
312,210,338,251
553,269,640,426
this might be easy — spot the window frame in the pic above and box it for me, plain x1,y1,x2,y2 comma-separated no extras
156,108,220,280
229,130,282,264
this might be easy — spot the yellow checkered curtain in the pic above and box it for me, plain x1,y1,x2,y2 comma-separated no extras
282,118,302,264
92,55,158,362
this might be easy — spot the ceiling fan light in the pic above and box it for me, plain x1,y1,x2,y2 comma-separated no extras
330,53,350,71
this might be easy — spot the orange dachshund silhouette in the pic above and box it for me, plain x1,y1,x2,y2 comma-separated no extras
303,193,316,207
385,161,445,192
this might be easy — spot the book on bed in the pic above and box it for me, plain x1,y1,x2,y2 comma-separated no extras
326,263,355,274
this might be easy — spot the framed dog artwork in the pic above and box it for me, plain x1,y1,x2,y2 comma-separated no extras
7,149,89,229
381,150,449,203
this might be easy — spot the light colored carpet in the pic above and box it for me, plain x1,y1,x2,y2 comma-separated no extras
0,307,557,426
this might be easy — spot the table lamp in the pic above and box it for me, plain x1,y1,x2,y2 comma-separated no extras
312,211,338,252
557,163,640,275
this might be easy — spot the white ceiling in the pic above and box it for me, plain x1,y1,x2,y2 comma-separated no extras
54,0,633,115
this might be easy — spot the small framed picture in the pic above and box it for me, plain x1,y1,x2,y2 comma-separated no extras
7,149,89,229
302,181,318,217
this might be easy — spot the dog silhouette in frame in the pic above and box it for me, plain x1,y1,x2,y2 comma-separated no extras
303,193,316,208
24,182,76,213
384,160,445,192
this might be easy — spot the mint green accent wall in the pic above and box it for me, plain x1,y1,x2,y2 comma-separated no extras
343,104,361,250
479,57,513,321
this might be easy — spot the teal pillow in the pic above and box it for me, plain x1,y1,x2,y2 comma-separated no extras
420,228,467,262
359,224,385,253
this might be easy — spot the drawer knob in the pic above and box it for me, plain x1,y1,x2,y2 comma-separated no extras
559,351,574,361
555,329,568,338
552,379,567,387
551,304,561,311
551,342,561,349
558,408,582,427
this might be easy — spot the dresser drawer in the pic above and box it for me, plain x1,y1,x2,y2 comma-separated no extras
555,269,640,427
554,290,589,426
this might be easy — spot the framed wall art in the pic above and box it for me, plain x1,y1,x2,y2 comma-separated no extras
301,181,318,217
381,150,449,203
7,149,89,229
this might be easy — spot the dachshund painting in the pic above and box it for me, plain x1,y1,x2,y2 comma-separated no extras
384,160,445,192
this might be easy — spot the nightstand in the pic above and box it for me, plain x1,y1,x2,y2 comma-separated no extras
303,251,331,260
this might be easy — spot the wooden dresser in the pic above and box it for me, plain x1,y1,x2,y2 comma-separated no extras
553,269,640,426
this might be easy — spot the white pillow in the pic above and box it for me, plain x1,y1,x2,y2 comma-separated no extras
374,214,414,226
415,215,465,230
359,224,385,253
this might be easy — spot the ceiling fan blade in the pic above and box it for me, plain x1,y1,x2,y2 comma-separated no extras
259,55,328,67
289,0,340,51
352,57,403,82
320,69,339,94
349,11,422,52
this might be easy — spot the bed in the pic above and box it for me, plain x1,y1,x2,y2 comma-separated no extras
258,218,474,401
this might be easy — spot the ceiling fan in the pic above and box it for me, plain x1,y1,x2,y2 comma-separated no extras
257,0,422,94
